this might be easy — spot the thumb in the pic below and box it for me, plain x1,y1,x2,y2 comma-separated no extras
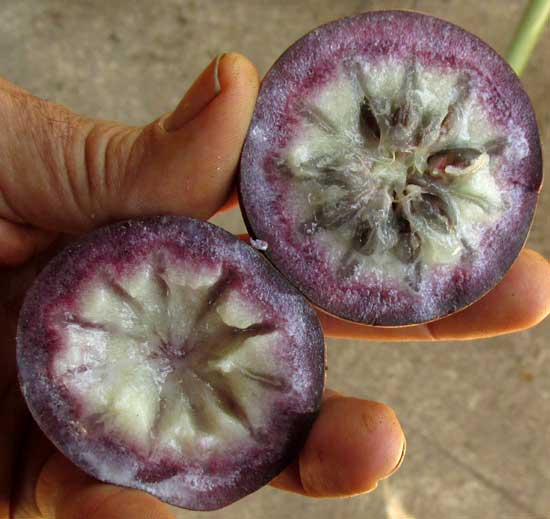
0,53,259,238
121,52,259,221
36,453,175,519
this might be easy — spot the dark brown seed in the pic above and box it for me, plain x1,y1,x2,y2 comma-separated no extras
360,97,381,139
391,105,403,127
427,147,482,174
440,111,453,135
395,211,411,233
352,219,373,251
440,74,471,137
394,231,421,263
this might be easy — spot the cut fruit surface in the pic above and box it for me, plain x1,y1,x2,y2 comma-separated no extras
240,11,542,326
17,217,325,510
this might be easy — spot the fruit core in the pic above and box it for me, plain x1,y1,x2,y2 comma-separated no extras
50,250,288,458
284,60,508,290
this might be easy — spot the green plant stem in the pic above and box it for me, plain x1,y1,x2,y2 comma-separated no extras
506,0,550,77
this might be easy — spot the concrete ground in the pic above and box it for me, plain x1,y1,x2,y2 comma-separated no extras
2,1,549,517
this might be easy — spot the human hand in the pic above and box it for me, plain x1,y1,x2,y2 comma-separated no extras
1,53,548,519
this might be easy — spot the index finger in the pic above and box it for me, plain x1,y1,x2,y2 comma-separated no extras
223,235,549,340
319,248,550,341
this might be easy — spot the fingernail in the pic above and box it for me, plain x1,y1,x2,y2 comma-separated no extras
214,52,225,95
386,438,406,478
162,53,226,132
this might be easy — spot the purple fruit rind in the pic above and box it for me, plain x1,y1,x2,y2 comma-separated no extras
17,216,325,510
239,10,542,326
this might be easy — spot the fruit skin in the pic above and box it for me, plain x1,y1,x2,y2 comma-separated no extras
17,216,325,511
239,10,543,326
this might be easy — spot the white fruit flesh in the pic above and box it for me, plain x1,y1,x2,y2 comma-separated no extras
284,60,510,289
51,251,287,457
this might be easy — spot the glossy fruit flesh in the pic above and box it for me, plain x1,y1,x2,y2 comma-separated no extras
240,11,542,325
17,217,325,510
